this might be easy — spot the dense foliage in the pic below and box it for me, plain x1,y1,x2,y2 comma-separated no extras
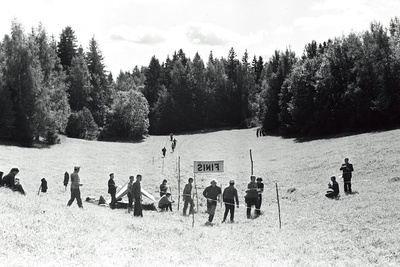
1,18,400,146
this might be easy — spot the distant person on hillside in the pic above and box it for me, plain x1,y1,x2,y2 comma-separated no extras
173,139,177,149
39,178,48,193
158,192,174,211
13,177,26,195
63,171,69,191
159,179,168,197
256,177,264,216
245,175,259,219
183,177,194,216
203,179,222,225
1,167,19,189
67,166,83,208
340,158,354,194
108,173,117,209
222,180,239,223
171,141,175,153
325,176,340,199
132,174,143,217
127,176,135,213
170,133,173,142
162,147,166,158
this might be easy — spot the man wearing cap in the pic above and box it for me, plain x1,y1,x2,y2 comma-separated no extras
67,166,83,208
108,173,117,209
222,180,239,223
183,177,194,216
202,179,222,225
1,167,19,188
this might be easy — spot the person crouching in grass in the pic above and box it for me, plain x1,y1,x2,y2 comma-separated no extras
325,176,339,199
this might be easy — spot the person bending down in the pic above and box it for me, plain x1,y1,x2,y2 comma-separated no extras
325,176,339,199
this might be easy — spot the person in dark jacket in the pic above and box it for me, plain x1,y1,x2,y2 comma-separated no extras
159,179,168,197
183,177,194,216
245,175,259,219
255,177,264,216
1,167,19,189
132,174,143,217
127,176,135,213
162,147,166,158
203,179,221,225
108,173,117,209
40,178,48,193
222,180,239,223
340,158,354,193
326,176,340,199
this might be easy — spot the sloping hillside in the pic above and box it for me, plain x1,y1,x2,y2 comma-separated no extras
1,128,399,266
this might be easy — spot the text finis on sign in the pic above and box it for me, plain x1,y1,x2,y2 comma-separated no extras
194,161,224,173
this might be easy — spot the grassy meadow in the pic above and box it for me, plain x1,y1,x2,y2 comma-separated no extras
1,128,400,267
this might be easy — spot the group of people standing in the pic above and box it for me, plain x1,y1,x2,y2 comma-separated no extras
181,175,264,225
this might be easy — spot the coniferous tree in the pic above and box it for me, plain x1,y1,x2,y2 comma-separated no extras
57,26,77,74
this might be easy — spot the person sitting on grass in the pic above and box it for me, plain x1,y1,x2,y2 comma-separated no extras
158,192,174,211
325,176,339,199
1,167,19,188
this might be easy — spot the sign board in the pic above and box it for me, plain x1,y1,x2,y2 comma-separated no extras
194,161,224,173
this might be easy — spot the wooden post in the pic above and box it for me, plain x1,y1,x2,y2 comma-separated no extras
250,149,254,175
177,157,181,211
194,172,199,211
276,183,282,229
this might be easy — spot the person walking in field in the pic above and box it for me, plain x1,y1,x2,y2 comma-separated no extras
203,179,221,225
127,176,135,213
108,173,117,209
222,180,239,223
159,179,168,197
245,175,259,219
325,176,339,199
158,192,174,211
67,166,83,208
340,158,354,194
132,174,143,217
255,177,264,216
183,177,194,216
162,147,166,157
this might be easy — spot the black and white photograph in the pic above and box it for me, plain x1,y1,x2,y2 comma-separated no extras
1,0,400,266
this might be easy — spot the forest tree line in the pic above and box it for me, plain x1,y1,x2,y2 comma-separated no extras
1,18,400,146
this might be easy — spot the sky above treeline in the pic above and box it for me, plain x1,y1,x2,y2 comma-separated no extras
1,0,399,76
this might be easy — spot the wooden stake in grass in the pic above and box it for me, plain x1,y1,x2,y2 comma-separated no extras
276,183,282,229
177,156,181,211
250,149,254,175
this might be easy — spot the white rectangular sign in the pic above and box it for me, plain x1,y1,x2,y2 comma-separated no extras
194,161,224,173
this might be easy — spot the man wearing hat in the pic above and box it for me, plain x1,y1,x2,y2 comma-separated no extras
222,180,239,223
67,166,83,208
203,179,221,225
1,167,19,188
